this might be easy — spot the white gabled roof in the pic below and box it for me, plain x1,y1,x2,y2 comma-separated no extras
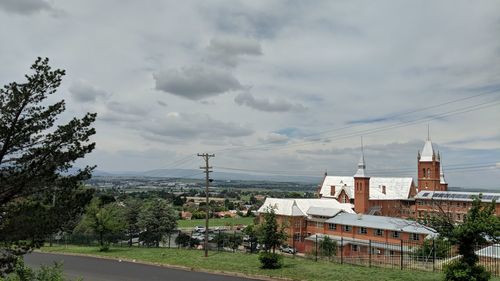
319,176,413,200
257,198,354,217
325,213,437,236
420,140,435,162
306,206,343,217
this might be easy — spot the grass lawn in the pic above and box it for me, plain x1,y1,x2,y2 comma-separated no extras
177,216,255,228
41,246,456,281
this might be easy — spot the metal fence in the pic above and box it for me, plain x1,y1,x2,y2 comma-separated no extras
47,233,500,277
307,236,500,277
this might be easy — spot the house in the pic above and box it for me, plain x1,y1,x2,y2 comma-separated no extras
180,211,192,220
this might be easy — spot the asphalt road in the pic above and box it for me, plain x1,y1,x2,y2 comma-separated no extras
24,252,259,281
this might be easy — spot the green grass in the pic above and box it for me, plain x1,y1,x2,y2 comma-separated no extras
41,246,453,281
177,217,255,228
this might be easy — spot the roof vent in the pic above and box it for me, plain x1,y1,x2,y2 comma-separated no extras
357,213,363,220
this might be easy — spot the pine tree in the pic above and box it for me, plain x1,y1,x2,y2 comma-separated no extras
0,58,96,274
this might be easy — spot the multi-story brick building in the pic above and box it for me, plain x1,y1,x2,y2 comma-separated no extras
257,198,354,252
317,148,417,218
303,213,436,256
414,191,500,222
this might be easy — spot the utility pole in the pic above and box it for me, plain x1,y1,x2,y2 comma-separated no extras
198,153,215,257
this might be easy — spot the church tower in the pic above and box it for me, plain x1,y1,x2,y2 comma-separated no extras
354,140,370,214
417,129,444,191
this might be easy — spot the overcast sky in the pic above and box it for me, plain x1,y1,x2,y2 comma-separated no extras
1,0,499,188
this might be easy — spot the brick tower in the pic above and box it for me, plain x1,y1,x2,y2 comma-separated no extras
354,143,370,214
417,132,445,191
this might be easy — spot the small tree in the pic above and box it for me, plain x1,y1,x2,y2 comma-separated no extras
430,195,500,281
319,236,337,260
80,198,125,251
137,199,177,247
256,207,287,269
123,198,141,247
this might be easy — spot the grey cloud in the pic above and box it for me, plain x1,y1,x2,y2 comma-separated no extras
234,92,306,112
69,80,110,103
157,100,167,107
141,112,254,141
207,36,262,67
154,66,243,100
0,0,52,15
100,101,150,123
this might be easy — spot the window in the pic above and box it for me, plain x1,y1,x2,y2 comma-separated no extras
328,223,337,230
427,168,431,178
293,233,300,241
316,222,324,228
417,200,423,206
351,245,358,252
358,227,367,234
374,229,384,236
392,231,400,238
343,225,351,232
457,213,461,220
411,233,420,241
342,196,348,203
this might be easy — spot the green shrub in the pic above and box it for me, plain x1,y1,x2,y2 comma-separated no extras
258,252,283,269
443,260,491,281
1,258,80,281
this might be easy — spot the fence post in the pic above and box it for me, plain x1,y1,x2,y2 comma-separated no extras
432,239,436,272
400,240,403,270
340,237,344,264
315,235,318,262
369,240,372,268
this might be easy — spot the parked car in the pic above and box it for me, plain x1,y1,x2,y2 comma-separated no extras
280,245,297,254
194,226,206,233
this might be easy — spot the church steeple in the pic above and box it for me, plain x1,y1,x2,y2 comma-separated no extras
354,137,368,178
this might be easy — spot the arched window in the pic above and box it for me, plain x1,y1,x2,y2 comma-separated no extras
422,168,426,178
427,168,431,178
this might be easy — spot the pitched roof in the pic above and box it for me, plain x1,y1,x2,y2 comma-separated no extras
415,190,500,202
324,212,436,236
420,140,436,162
257,198,354,217
319,176,413,200
306,206,343,217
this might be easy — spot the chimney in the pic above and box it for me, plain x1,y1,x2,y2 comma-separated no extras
381,185,386,194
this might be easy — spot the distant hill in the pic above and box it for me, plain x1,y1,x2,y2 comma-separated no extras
90,168,322,183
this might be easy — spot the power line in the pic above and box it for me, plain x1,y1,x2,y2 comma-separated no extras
214,97,500,154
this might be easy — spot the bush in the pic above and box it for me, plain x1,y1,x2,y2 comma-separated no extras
1,258,80,281
444,260,491,281
258,252,283,269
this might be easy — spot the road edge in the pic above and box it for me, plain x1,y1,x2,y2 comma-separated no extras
35,250,294,281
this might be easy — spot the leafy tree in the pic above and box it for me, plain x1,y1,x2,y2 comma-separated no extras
256,207,287,254
429,195,500,281
319,236,337,260
79,198,125,251
0,58,96,274
138,199,177,247
123,198,141,247
172,195,184,207
174,232,199,249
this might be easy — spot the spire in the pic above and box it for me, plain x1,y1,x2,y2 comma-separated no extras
354,137,368,178
440,161,446,184
420,126,436,162
427,124,430,141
